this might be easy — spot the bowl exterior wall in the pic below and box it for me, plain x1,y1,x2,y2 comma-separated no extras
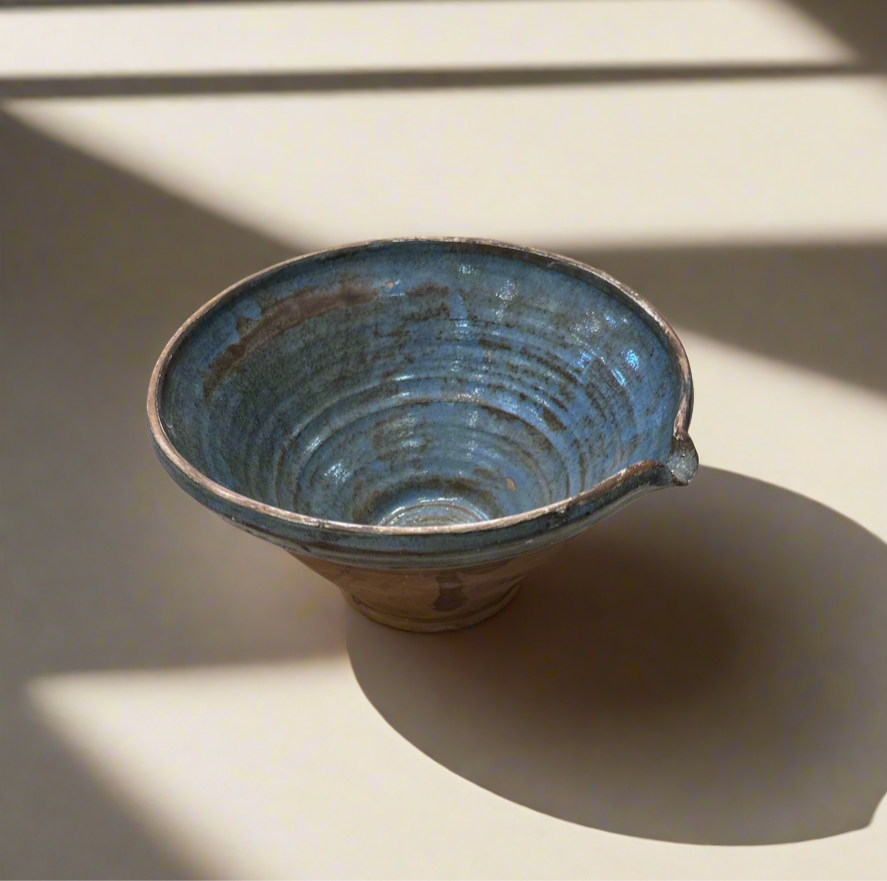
294,539,569,632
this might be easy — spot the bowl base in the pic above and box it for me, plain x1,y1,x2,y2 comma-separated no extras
341,581,522,632
291,540,567,633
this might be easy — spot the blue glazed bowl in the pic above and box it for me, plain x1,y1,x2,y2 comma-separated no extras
148,239,697,631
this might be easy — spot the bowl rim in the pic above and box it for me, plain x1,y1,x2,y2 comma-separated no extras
148,237,695,537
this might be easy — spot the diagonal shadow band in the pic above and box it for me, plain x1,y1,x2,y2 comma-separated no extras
1,109,344,878
1,108,338,686
1,62,882,99
347,466,887,845
3,105,884,400
557,240,887,398
788,0,887,65
0,693,197,879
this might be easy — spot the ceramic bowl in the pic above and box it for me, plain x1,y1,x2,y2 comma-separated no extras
148,238,697,631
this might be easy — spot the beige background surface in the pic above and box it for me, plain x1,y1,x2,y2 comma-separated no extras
3,1,887,877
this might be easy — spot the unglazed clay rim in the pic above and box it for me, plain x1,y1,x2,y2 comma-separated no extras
147,237,695,537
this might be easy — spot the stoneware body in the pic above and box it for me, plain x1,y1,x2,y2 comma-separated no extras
148,238,697,631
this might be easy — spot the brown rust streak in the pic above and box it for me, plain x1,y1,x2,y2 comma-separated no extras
407,281,450,299
519,344,578,389
541,407,566,432
204,282,377,396
477,336,513,353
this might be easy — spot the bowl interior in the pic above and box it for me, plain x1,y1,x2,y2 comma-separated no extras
158,242,684,528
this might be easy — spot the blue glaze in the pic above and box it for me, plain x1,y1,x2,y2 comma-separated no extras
149,239,696,570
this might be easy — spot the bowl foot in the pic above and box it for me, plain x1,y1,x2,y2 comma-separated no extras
341,581,522,632
292,540,567,633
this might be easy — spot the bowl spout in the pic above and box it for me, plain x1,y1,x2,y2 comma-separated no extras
664,432,699,487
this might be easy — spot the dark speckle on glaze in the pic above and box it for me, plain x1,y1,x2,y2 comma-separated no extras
149,238,697,630
541,407,567,433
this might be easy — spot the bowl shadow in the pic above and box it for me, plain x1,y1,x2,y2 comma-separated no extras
347,466,887,845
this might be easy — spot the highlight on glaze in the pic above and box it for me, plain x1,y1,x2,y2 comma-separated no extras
148,238,697,630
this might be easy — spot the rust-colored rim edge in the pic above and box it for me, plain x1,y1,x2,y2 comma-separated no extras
147,237,695,537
